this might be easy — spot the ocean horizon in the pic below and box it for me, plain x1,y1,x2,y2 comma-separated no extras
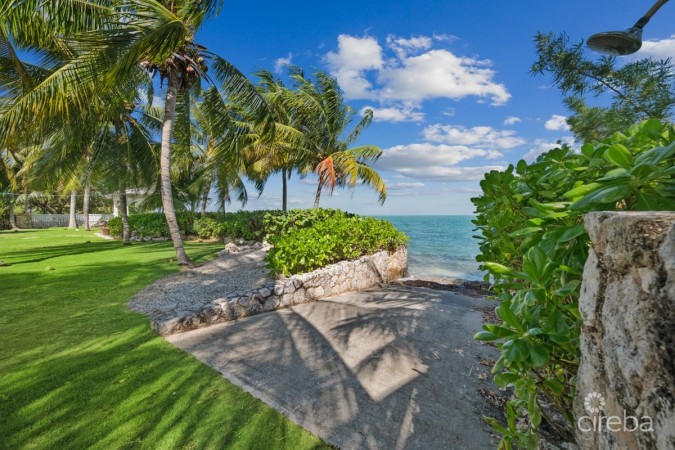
375,215,483,281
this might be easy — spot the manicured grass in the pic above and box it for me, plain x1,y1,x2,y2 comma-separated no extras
0,229,327,449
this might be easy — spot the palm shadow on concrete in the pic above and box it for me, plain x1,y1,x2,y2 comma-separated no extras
169,285,501,450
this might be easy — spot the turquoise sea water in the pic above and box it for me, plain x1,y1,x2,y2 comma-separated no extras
377,215,483,281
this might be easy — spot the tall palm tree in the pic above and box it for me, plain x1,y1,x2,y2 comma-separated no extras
2,0,268,265
243,70,310,211
289,70,387,208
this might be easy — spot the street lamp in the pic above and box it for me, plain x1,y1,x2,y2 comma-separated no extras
587,0,669,55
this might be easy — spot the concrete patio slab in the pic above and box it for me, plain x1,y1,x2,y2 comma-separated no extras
167,284,500,450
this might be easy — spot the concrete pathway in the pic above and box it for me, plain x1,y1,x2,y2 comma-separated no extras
167,284,500,450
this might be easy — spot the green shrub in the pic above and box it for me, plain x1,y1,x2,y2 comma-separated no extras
266,213,407,276
193,216,225,239
262,208,355,242
107,212,194,238
472,119,675,448
193,210,281,241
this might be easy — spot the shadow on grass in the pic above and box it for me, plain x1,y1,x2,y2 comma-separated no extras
0,240,215,267
0,242,326,449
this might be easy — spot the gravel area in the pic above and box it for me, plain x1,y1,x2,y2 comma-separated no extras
129,245,272,322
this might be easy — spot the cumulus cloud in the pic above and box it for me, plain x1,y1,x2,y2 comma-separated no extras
325,35,383,99
360,105,425,122
393,165,506,180
422,124,525,149
640,34,675,60
376,143,505,180
544,114,570,131
274,53,293,73
504,116,521,125
377,50,511,105
324,34,510,106
523,137,575,161
386,34,432,58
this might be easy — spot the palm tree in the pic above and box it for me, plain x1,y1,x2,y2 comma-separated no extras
2,1,268,265
243,70,310,211
289,70,387,208
0,148,22,229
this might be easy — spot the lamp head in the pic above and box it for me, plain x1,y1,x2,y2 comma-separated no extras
587,27,643,55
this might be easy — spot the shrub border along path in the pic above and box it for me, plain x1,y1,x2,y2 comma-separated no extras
0,229,327,449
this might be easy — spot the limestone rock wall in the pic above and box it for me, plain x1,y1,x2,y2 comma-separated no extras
154,247,408,336
576,212,674,449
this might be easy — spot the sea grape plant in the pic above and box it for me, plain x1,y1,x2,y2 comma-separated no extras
472,119,675,449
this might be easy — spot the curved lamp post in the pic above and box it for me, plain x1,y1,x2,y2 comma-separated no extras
587,0,669,55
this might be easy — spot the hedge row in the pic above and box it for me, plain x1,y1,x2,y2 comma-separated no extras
109,209,408,277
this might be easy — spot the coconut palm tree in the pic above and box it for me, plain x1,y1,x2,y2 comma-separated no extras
289,70,387,208
243,70,310,211
2,0,269,265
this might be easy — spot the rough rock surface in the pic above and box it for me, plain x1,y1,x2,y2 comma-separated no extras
131,246,408,336
576,212,674,450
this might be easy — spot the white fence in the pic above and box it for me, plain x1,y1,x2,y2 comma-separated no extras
29,214,113,229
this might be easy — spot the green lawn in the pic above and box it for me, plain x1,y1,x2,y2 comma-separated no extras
0,228,327,449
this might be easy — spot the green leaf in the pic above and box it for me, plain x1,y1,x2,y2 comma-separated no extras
508,227,542,237
502,339,529,362
485,262,517,277
494,372,520,388
605,144,633,169
529,343,549,367
543,379,564,396
558,223,586,242
597,167,629,181
570,184,631,210
483,324,518,338
554,280,581,296
474,331,498,341
497,303,523,332
563,182,602,199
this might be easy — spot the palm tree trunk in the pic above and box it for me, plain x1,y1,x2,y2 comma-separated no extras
68,190,78,229
282,168,288,211
8,201,18,229
200,188,209,217
313,181,322,209
119,189,131,245
83,184,91,231
160,71,191,265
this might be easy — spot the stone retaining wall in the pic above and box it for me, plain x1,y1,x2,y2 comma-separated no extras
153,247,408,335
576,212,674,449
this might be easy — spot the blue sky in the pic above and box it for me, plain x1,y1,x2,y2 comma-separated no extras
195,0,674,215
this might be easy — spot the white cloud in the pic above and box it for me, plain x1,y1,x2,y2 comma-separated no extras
325,34,383,99
360,105,425,122
523,137,575,161
389,182,425,189
442,108,456,117
324,34,511,106
378,50,511,105
640,34,675,60
432,33,459,43
504,116,521,125
376,143,505,180
394,165,506,180
544,114,570,131
387,182,426,196
386,34,433,58
380,143,494,167
274,53,293,74
422,124,525,149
